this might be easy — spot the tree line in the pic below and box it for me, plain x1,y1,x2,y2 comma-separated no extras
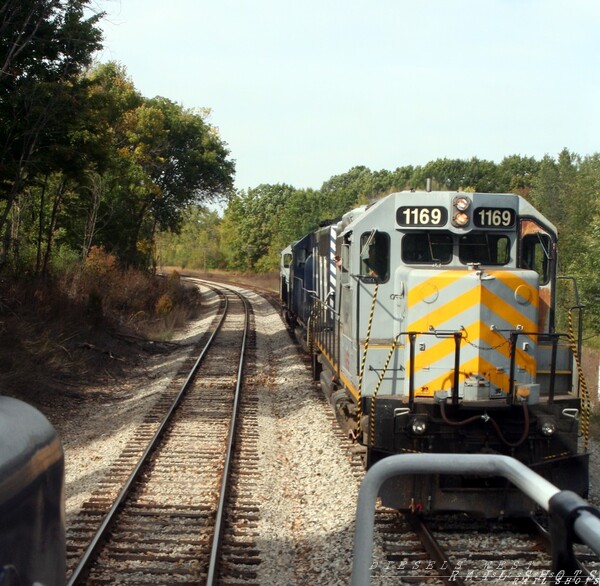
1,0,235,277
160,151,600,334
4,2,599,335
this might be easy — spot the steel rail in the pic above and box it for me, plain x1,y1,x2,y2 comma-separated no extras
403,512,465,586
66,285,230,586
206,287,251,584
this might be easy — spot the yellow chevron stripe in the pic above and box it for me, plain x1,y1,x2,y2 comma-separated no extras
477,323,536,374
407,270,464,309
409,270,539,310
413,320,536,378
489,271,539,309
408,284,537,335
408,287,481,333
480,287,537,332
412,355,512,396
413,334,461,371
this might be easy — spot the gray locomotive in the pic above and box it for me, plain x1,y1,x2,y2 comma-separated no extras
0,396,65,585
281,190,589,517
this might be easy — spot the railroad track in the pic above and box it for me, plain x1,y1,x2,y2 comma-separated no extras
66,283,257,584
362,494,600,585
320,380,600,585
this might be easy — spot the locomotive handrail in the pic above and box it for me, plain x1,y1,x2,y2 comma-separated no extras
351,454,600,586
311,293,340,316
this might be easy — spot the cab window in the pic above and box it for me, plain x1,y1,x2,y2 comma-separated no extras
459,233,510,265
402,232,453,264
360,231,390,281
521,233,552,285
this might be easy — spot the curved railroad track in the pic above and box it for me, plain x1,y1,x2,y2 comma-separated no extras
66,283,256,584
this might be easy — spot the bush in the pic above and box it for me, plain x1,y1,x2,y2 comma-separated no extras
155,294,174,316
84,246,117,276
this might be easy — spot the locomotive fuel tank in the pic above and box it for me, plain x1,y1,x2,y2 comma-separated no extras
0,396,65,586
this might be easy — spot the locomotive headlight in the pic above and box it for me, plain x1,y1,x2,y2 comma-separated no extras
452,212,470,227
410,416,428,435
453,196,471,211
452,196,471,227
539,419,556,437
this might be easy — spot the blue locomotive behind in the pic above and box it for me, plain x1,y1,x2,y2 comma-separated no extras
281,190,589,517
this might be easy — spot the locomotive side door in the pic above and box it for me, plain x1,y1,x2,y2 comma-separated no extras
337,236,355,378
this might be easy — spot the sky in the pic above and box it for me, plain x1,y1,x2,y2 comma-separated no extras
94,0,600,192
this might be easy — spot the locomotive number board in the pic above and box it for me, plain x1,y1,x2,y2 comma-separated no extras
396,206,448,227
473,207,516,228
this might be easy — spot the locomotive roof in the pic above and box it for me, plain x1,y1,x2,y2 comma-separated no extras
337,190,557,236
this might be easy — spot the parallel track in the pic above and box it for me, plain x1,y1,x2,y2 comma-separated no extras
66,284,253,584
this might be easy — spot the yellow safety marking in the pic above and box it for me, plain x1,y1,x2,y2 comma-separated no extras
408,269,539,310
477,323,536,373
408,286,482,334
412,319,535,381
489,271,540,310
411,355,512,396
408,285,537,336
413,334,461,371
407,270,466,309
480,287,538,333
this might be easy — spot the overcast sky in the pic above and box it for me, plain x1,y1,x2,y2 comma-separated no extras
94,0,600,191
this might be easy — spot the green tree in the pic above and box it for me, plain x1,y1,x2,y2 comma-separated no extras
63,64,235,268
412,157,500,192
0,0,103,259
157,206,224,270
221,185,294,271
496,155,540,196
319,166,376,217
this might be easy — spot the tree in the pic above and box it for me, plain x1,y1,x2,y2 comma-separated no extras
0,0,103,270
221,185,293,271
157,206,224,270
412,157,500,192
319,166,376,217
496,155,540,196
67,64,235,268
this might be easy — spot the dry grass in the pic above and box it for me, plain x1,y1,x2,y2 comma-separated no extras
0,265,201,399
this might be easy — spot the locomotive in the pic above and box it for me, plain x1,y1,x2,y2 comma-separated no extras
281,190,589,517
0,395,65,585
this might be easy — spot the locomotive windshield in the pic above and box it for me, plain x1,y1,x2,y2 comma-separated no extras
459,232,510,265
402,231,511,266
401,232,453,264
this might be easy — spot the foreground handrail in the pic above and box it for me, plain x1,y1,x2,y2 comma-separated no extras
352,454,600,585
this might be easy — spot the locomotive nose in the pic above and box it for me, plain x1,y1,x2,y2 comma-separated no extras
404,268,539,398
